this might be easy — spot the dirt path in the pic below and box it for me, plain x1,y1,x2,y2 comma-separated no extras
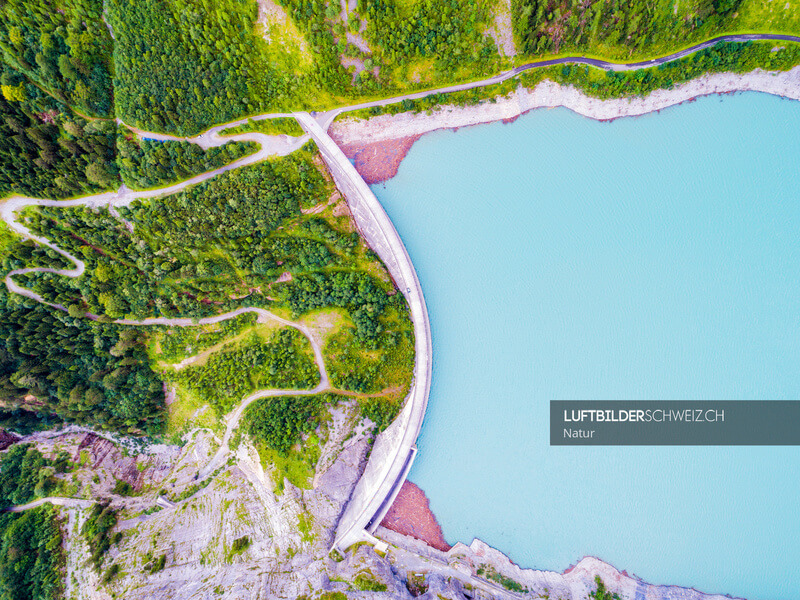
4,497,94,512
0,124,330,489
197,377,331,479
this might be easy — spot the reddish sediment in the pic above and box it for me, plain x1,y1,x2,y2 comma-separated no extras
380,481,452,552
0,429,20,451
334,135,422,185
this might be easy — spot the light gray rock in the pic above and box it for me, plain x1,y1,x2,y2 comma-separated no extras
16,419,744,600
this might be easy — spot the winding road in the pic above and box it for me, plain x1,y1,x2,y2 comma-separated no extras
122,306,333,481
3,33,799,544
313,33,800,128
2,127,309,308
2,124,331,487
3,497,94,512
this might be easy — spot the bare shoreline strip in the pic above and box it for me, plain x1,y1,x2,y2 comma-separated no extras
330,67,800,176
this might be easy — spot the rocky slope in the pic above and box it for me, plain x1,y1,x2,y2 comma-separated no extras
4,417,743,600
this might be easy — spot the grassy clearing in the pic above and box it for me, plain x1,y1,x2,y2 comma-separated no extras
326,305,414,402
149,316,259,365
257,444,315,492
165,387,220,440
300,307,350,347
256,0,316,74
220,117,305,137
737,1,800,35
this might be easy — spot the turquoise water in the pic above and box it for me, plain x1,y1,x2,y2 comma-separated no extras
371,93,800,600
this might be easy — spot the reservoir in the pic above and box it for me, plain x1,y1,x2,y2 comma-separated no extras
372,93,800,600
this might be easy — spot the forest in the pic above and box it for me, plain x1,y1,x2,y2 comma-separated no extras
3,0,794,458
0,62,254,200
358,0,500,82
0,0,418,439
0,444,70,508
0,5,797,597
107,0,255,133
116,132,256,189
244,393,341,456
0,0,114,117
106,0,311,134
0,407,61,433
0,285,166,434
0,445,67,598
17,152,325,319
0,505,64,600
3,145,412,437
172,329,320,414
104,0,509,133
0,0,794,140
285,272,389,335
511,0,800,59
0,63,117,199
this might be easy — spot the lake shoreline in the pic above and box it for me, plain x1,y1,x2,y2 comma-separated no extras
367,90,800,599
330,65,800,184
